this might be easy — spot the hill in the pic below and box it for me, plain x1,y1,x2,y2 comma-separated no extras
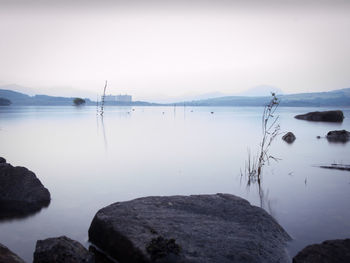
1,87,350,107
177,88,350,107
0,89,159,106
0,89,94,106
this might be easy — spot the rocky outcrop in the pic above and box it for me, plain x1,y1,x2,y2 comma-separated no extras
89,194,291,263
293,239,350,263
0,243,25,263
0,158,50,220
282,132,296,143
295,110,344,122
326,130,350,143
33,236,94,263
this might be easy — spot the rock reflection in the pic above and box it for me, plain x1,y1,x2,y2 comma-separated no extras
0,201,50,222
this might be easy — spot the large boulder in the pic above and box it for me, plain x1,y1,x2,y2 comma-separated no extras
326,130,350,143
33,236,94,263
294,110,344,122
293,239,350,263
0,243,25,263
89,194,291,263
282,132,296,143
0,158,50,220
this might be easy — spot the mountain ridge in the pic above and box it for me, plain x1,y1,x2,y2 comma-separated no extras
1,87,350,107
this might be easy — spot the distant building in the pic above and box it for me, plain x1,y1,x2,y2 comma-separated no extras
104,95,117,102
116,95,132,102
103,94,132,102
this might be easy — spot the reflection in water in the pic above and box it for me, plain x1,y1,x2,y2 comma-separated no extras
100,116,108,151
0,200,50,222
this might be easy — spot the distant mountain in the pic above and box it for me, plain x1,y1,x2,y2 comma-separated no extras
151,92,226,104
0,84,98,100
1,87,350,107
236,86,284,97
176,88,350,107
0,89,94,106
0,89,159,106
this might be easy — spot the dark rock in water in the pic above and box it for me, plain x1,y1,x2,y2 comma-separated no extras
0,159,50,220
293,239,350,263
319,163,350,171
89,194,291,263
326,130,350,142
316,136,321,139
33,236,94,263
282,132,296,143
295,110,344,122
0,157,6,163
0,243,25,263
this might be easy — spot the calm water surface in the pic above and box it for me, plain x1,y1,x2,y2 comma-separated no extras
0,106,349,262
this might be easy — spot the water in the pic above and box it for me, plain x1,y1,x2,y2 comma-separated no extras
0,106,349,262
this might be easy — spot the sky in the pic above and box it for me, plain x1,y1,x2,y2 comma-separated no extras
1,0,350,101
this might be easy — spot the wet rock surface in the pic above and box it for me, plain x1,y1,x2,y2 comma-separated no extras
282,132,296,143
293,239,350,263
0,243,25,263
33,236,94,263
89,194,291,263
326,130,350,143
295,110,344,122
0,158,50,220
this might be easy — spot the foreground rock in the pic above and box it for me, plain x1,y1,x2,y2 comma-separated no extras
0,158,50,220
89,194,291,263
326,130,350,143
0,243,25,263
282,132,296,143
34,236,94,263
293,239,350,263
295,110,344,122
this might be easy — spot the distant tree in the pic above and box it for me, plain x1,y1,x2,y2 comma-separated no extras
73,98,86,106
0,97,11,106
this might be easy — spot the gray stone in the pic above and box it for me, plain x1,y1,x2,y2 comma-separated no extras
0,243,25,263
326,130,350,143
282,132,296,143
295,110,344,122
33,236,94,263
89,194,291,263
293,239,350,263
0,160,50,220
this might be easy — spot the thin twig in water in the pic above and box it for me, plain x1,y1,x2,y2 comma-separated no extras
241,93,281,191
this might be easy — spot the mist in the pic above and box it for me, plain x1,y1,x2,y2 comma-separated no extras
1,0,350,100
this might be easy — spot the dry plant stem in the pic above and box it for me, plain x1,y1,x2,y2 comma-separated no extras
242,93,280,189
100,80,108,116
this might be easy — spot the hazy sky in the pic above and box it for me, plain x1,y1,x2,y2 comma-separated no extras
1,0,350,100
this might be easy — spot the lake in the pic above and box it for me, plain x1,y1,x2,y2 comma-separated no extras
0,105,349,262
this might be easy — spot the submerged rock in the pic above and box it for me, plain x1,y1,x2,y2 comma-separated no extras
89,194,291,263
295,110,344,122
0,243,25,263
33,236,94,263
282,132,296,143
293,239,350,263
0,158,50,220
326,130,350,143
319,164,350,171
